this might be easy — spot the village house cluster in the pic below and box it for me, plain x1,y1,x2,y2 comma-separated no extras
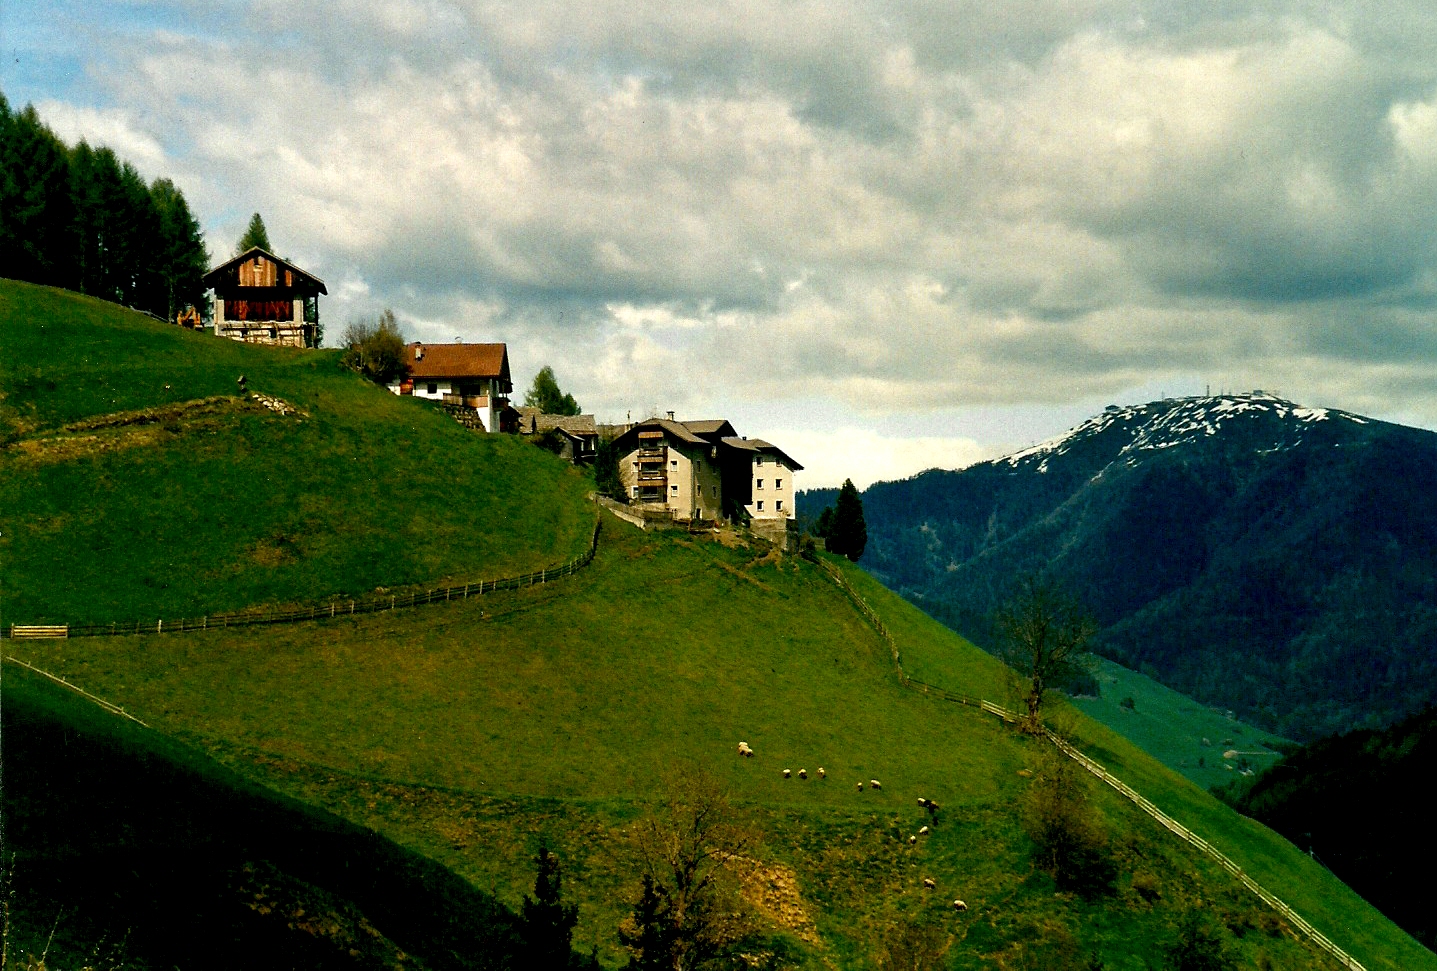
202,248,800,529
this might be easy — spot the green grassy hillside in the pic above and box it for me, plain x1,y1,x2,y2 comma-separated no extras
0,280,593,624
13,522,1432,969
1073,658,1291,791
2,663,536,970
4,281,1432,970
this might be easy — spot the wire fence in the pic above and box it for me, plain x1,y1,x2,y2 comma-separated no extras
806,551,1365,971
4,517,602,641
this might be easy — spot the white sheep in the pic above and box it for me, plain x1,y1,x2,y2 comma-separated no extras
783,768,791,778
908,835,917,845
856,781,864,791
817,767,826,778
922,877,936,890
737,741,754,757
870,779,882,790
953,899,967,912
798,768,808,780
919,826,929,835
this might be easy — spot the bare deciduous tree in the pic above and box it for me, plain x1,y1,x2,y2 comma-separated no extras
994,578,1097,732
620,767,785,971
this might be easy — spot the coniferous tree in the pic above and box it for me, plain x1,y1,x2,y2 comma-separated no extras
151,178,210,322
0,96,209,319
617,874,673,971
236,212,272,253
520,841,579,970
824,479,868,561
1,102,77,287
593,437,626,501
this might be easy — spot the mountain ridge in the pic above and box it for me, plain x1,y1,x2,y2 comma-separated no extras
806,392,1437,741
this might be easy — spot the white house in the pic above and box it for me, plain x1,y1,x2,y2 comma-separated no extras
387,342,514,433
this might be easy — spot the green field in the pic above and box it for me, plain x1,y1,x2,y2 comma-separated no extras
4,279,1433,970
1073,658,1292,791
0,281,593,625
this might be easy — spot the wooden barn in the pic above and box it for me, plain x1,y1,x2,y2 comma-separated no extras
203,247,326,348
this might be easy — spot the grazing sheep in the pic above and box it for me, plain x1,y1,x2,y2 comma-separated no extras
798,768,808,779
857,782,864,791
817,767,826,778
919,826,929,835
922,878,936,890
908,835,917,845
870,780,882,790
783,768,791,778
917,797,929,808
737,741,754,757
953,899,968,912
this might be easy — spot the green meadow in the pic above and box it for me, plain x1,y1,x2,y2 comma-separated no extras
3,279,1432,969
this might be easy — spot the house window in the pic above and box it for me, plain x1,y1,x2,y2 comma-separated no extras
756,501,764,511
427,383,438,395
775,479,783,489
671,460,678,468
755,456,763,466
671,484,679,493
776,500,784,511
631,486,638,497
756,479,763,489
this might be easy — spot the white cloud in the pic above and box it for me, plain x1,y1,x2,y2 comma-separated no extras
14,0,1437,479
768,427,993,490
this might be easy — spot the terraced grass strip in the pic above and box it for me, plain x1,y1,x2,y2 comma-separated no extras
0,516,603,640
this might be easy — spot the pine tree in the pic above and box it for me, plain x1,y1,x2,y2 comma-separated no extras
236,212,272,253
151,178,210,323
824,479,868,562
617,874,673,971
520,841,579,970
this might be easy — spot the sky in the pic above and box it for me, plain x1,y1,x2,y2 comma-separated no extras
5,0,1437,487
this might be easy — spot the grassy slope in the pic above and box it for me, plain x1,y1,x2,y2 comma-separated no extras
5,280,1431,969
0,280,593,623
13,524,1429,969
842,564,1436,971
1,663,530,971
1072,657,1291,792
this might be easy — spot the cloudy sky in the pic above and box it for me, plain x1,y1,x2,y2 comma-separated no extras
7,0,1437,486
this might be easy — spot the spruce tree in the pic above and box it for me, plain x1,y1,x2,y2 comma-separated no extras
824,478,868,561
236,212,272,253
520,840,579,970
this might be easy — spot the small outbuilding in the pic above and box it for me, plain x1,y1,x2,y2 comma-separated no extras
204,247,326,348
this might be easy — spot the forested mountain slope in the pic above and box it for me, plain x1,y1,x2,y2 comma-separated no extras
803,394,1437,741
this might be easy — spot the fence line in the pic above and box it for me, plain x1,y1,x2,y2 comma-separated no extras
3,517,603,641
806,552,1365,971
3,654,150,728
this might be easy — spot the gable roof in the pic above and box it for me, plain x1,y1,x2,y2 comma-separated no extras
203,247,328,294
682,419,738,439
720,436,804,471
406,342,510,381
614,417,708,449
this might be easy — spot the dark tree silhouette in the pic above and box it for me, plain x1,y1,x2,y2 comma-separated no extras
824,479,868,561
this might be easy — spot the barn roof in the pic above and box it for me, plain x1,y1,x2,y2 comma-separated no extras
406,342,510,381
203,247,328,294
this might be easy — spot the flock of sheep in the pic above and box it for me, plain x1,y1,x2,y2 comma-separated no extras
736,741,967,913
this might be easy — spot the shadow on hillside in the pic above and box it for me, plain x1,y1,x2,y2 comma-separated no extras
1,665,528,970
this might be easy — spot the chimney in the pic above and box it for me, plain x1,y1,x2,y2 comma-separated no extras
667,411,675,421
415,344,424,361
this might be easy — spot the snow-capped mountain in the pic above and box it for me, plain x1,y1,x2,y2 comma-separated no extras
1001,392,1370,475
801,393,1437,741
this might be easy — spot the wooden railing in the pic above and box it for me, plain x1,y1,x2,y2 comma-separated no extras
806,550,1367,971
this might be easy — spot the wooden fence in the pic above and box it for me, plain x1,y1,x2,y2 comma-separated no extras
3,518,602,641
806,551,1366,971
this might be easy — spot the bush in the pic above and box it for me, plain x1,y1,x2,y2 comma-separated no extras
340,309,407,385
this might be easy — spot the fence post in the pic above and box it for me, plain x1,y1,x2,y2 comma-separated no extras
157,619,162,634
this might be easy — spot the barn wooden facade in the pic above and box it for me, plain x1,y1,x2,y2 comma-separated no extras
203,247,326,348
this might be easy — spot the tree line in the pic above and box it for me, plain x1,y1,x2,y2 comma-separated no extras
0,93,210,323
